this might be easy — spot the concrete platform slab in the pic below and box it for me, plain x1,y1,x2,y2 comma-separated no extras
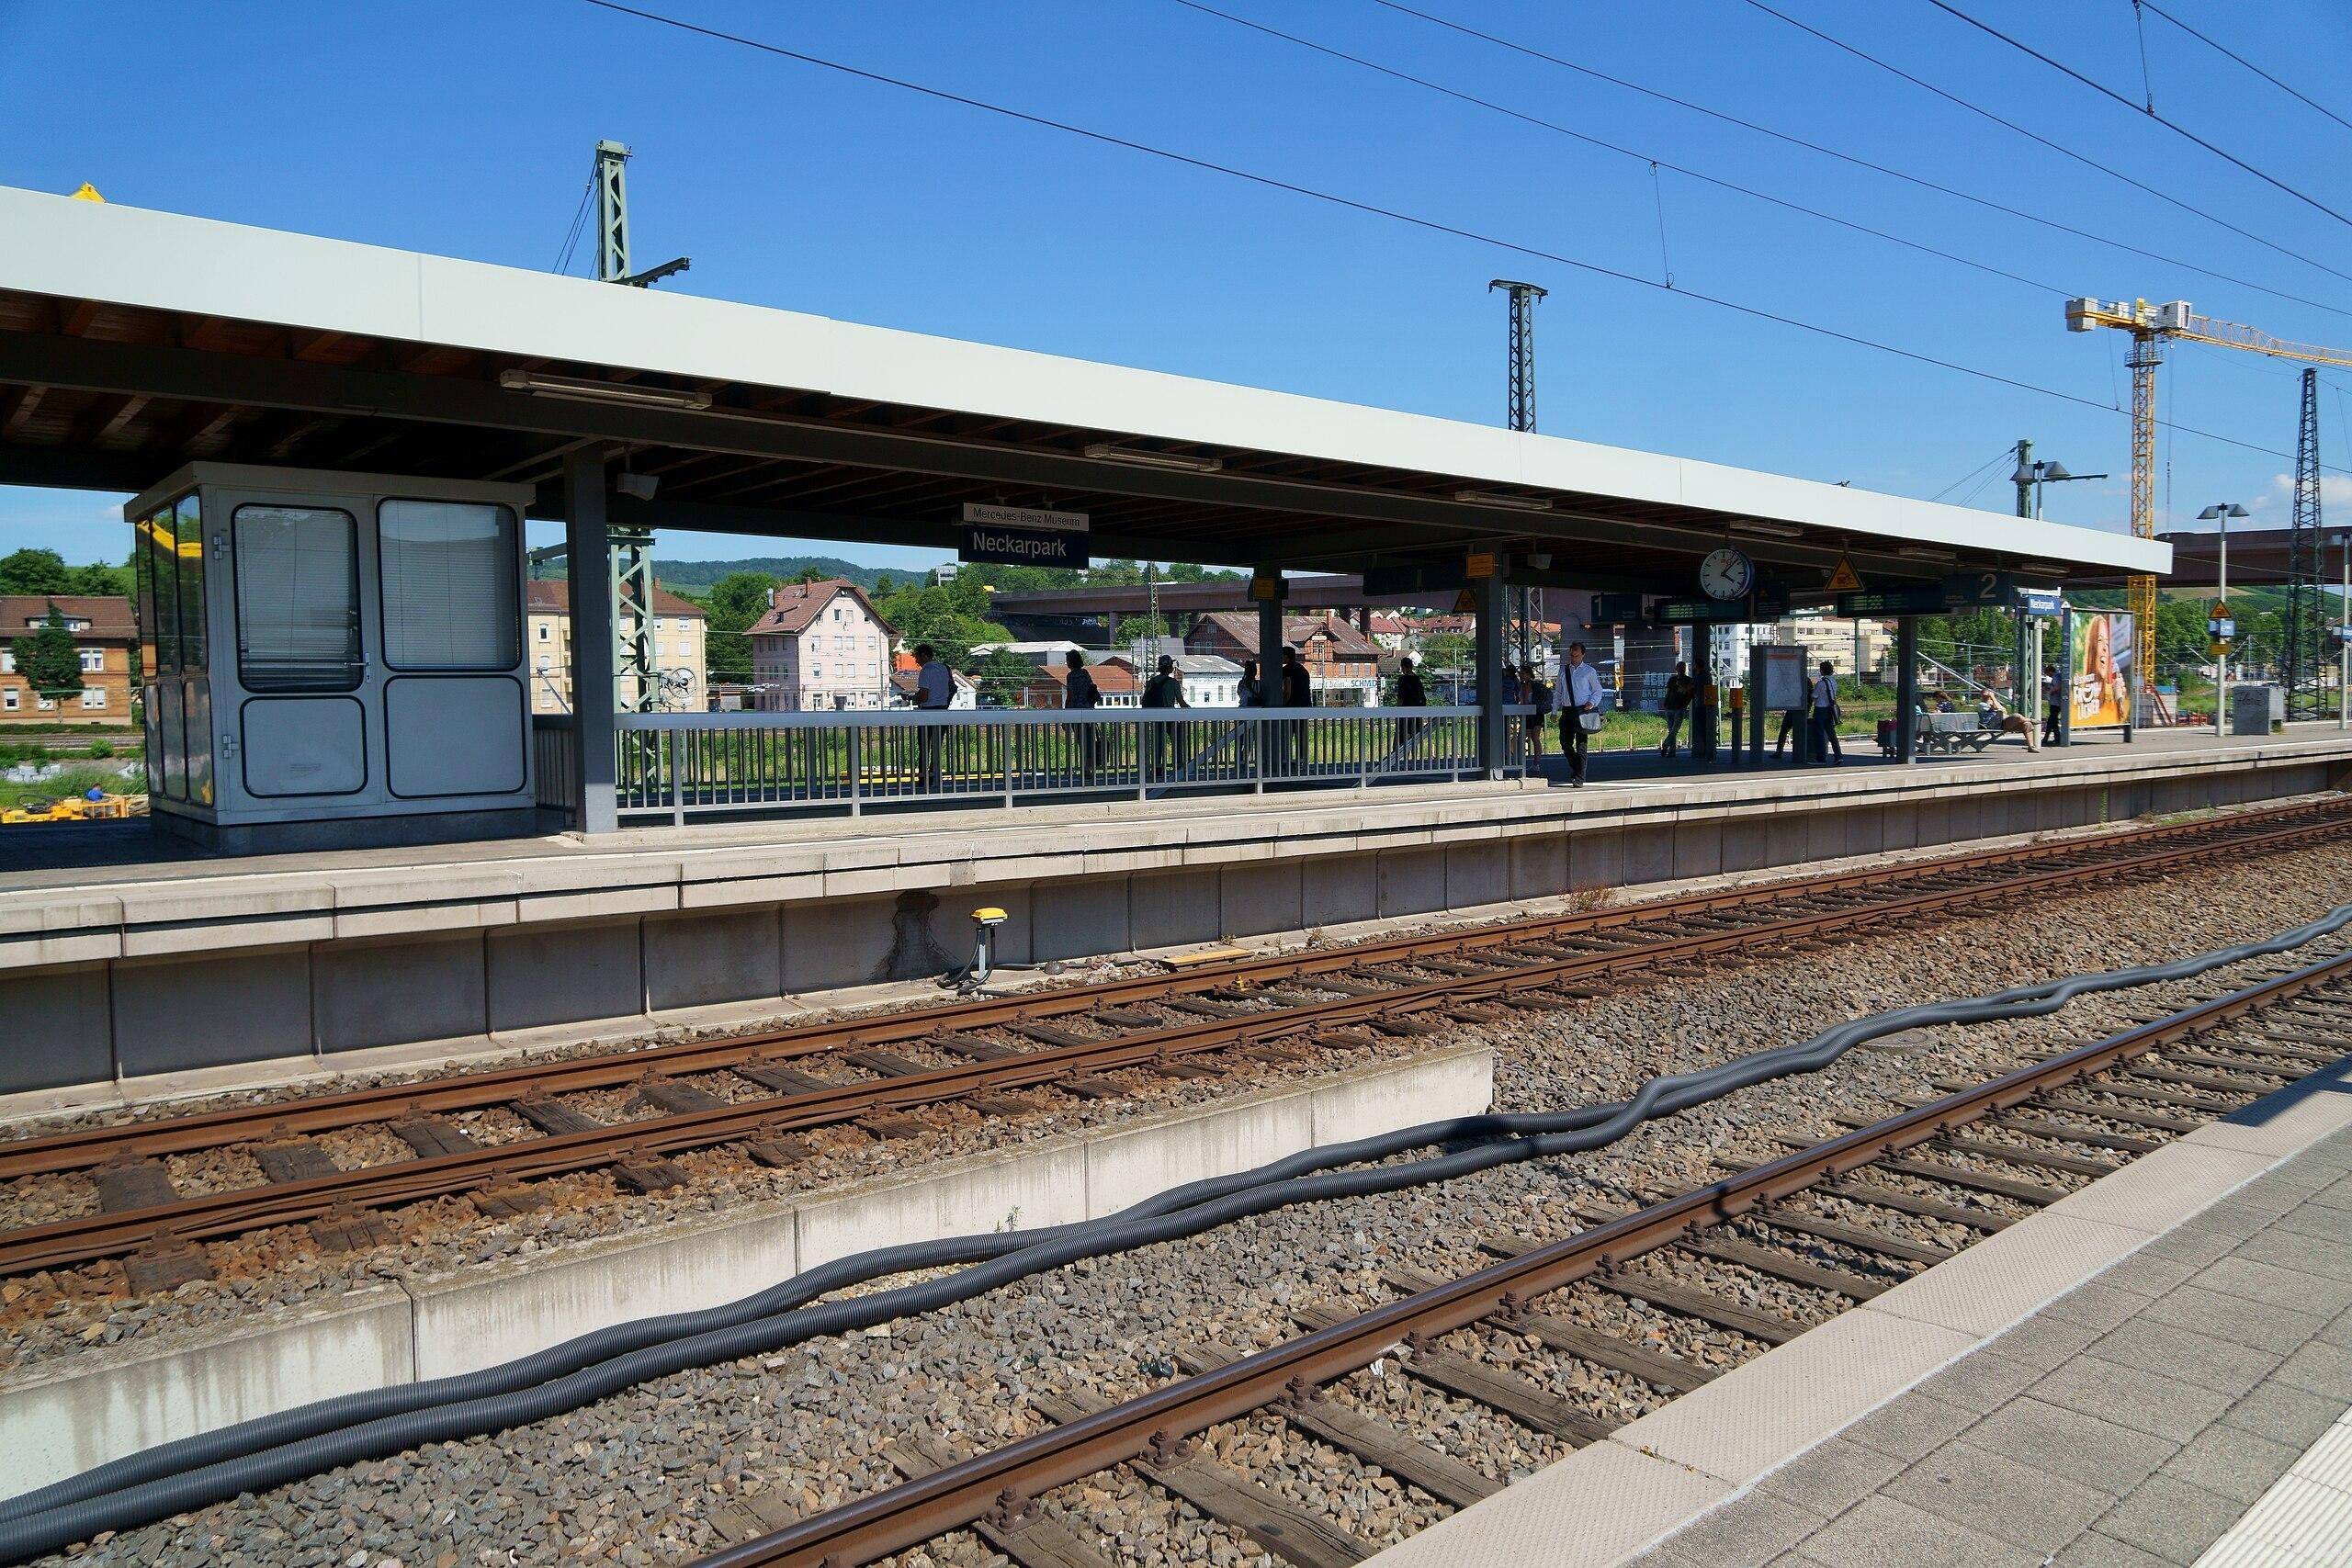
1366,1041,2352,1567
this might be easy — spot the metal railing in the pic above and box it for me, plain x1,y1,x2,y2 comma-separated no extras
602,706,1528,823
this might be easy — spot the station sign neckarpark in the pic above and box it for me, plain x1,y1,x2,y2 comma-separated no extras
959,502,1091,567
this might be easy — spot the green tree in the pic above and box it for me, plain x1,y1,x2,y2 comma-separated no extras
1112,614,1170,648
0,548,70,596
876,578,1011,671
1419,631,1476,673
873,572,896,597
972,648,1035,706
10,604,83,699
64,561,131,596
694,570,778,684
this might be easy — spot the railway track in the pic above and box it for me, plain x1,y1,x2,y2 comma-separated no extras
697,931,2352,1568
5,795,2347,1289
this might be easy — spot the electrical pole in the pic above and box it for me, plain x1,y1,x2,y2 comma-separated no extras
2012,438,2033,518
586,141,691,713
594,141,631,285
2289,368,2324,718
1490,279,1546,672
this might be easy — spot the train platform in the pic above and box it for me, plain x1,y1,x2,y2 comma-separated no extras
3,724,2349,1100
1369,1055,2352,1567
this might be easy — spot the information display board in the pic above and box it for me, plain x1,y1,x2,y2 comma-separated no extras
2068,609,2134,731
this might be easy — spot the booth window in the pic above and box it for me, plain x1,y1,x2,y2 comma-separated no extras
145,506,180,675
379,500,520,670
232,504,362,691
174,494,206,672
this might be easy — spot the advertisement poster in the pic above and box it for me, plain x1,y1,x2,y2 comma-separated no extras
2069,610,2134,730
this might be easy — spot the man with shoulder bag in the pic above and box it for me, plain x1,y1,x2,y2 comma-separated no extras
1561,640,1603,787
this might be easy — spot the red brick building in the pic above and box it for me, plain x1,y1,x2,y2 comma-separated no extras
0,594,136,724
1184,612,1381,705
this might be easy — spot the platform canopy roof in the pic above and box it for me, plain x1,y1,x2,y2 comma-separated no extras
2068,527,2352,592
0,186,2166,593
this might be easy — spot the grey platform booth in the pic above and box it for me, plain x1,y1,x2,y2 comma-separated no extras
126,464,540,852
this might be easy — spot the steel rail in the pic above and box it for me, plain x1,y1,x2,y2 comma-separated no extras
2,805,2344,1278
3,797,2338,1182
707,946,2352,1567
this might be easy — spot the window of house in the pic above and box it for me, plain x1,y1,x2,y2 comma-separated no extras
0,650,10,672
80,687,105,708
78,649,103,673
233,504,364,692
379,499,519,670
1,689,15,710
537,623,550,641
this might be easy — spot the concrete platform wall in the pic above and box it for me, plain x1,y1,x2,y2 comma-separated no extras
1,750,2342,1095
0,1043,1493,1499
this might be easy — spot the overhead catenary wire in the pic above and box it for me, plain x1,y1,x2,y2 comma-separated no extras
1371,0,2352,323
8,899,2351,1561
1921,0,2352,232
2139,0,2352,138
568,0,2350,478
1170,0,2069,299
551,175,594,276
1736,0,2352,289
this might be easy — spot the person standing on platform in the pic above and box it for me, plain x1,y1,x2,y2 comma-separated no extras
1394,654,1426,752
912,642,953,791
1520,662,1552,763
1809,660,1845,765
1280,645,1311,772
2041,662,2064,747
1560,639,1603,788
1062,648,1102,780
1142,652,1188,775
1659,660,1696,759
1774,702,1802,761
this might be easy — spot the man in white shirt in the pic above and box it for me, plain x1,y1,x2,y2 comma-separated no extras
1560,640,1604,787
1809,660,1844,766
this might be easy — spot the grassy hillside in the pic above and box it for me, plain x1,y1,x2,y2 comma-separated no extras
650,557,922,594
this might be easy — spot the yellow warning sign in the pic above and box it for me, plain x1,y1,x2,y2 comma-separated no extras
1465,551,1498,580
1453,587,1476,614
1824,554,1864,593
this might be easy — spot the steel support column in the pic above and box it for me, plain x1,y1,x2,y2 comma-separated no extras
564,448,619,833
1257,596,1284,707
1476,571,1508,776
1894,615,1919,763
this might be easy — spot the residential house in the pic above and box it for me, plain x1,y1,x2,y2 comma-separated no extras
1022,660,1138,709
1104,651,1245,707
0,594,135,724
1185,612,1381,706
747,579,895,711
524,581,707,715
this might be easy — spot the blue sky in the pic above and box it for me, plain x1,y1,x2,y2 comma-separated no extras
4,0,2351,570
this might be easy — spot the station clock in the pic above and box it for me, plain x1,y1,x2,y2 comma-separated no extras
1699,546,1755,602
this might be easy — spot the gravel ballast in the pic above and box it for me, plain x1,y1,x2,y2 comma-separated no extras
28,826,2352,1567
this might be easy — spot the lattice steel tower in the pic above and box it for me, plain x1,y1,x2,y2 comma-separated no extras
594,141,658,711
2290,367,2324,718
1490,280,1546,668
1489,280,1546,434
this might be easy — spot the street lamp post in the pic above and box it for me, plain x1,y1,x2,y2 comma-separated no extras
2198,503,2251,738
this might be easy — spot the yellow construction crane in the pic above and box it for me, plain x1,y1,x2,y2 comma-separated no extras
2065,297,2352,684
